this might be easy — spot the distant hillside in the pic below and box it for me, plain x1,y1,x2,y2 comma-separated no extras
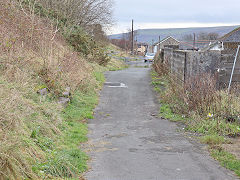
109,25,239,43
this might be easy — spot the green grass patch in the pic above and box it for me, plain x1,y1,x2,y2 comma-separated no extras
159,104,186,122
94,72,105,85
33,148,88,178
186,118,240,137
200,135,226,145
32,88,99,178
211,149,240,176
62,91,98,121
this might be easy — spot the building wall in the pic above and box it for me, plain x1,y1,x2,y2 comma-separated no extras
218,50,240,87
224,42,240,50
160,38,180,49
137,45,146,55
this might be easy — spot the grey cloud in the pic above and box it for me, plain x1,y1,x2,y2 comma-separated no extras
114,0,240,24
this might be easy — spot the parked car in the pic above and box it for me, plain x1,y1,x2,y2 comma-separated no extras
144,53,155,62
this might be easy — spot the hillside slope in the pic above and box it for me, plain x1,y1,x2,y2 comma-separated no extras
0,0,125,179
109,25,239,43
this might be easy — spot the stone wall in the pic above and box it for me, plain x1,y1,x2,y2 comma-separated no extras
159,49,222,82
156,47,240,87
185,51,221,78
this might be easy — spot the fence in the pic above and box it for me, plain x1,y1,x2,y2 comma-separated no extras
156,47,240,88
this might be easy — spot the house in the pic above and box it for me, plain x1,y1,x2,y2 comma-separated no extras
136,43,148,55
203,26,240,51
154,36,180,52
179,41,214,51
202,41,224,51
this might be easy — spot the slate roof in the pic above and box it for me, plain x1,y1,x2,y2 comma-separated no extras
219,26,240,42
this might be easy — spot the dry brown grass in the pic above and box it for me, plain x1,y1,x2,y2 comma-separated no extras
184,73,217,115
153,60,240,124
0,0,94,93
0,0,100,178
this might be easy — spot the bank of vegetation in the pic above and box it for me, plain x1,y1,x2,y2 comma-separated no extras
0,0,126,179
152,61,240,177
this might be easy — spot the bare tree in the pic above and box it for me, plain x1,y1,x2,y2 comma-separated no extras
197,32,219,40
183,34,193,41
207,33,219,40
37,0,113,30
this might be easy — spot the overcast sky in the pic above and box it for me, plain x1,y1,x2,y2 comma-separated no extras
109,0,240,34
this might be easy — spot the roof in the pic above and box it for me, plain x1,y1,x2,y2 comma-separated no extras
200,26,240,51
154,36,180,46
219,26,240,42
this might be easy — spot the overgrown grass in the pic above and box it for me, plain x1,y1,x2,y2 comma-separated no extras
21,89,98,179
0,1,127,178
21,0,111,66
152,61,240,177
151,65,240,137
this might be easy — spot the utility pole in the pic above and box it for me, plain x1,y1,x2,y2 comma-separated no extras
193,33,196,50
158,36,161,51
152,39,154,53
131,19,134,55
124,33,127,54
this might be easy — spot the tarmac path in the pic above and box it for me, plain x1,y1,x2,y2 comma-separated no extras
85,61,237,180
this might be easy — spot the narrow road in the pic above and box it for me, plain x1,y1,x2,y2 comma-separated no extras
85,61,237,180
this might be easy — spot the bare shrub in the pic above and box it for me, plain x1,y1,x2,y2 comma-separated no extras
36,0,113,29
153,59,240,136
184,73,217,115
153,61,188,114
153,59,169,77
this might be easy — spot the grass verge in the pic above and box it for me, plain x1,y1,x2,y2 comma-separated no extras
31,89,99,179
151,68,240,177
211,148,240,176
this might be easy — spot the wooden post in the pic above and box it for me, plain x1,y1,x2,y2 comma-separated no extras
131,19,134,55
193,33,196,50
152,39,154,53
158,36,161,51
